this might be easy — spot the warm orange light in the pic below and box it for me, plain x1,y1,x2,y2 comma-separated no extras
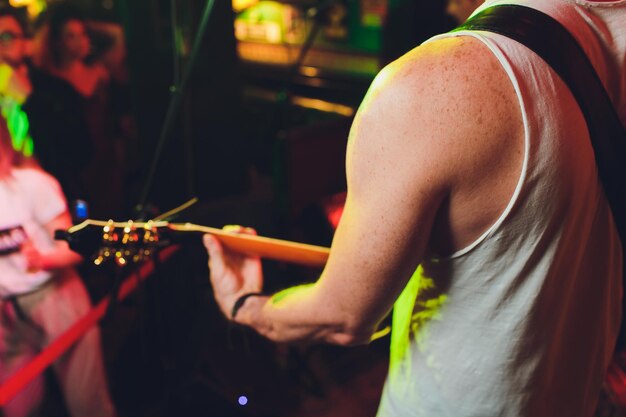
291,97,355,117
232,0,259,13
9,0,45,17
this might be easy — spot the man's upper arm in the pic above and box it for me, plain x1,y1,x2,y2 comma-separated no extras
313,36,520,337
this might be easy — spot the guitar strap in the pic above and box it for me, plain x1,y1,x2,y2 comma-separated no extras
455,4,626,348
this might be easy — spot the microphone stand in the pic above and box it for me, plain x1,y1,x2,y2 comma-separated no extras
135,0,218,218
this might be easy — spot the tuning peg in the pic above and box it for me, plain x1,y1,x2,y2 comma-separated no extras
122,220,136,245
141,221,160,249
103,220,114,233
103,220,116,242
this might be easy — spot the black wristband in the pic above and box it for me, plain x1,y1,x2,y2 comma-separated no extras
231,292,266,320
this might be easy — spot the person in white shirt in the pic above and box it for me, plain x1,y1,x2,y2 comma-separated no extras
0,118,116,417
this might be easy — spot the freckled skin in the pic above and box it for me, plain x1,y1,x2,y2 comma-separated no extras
205,36,524,346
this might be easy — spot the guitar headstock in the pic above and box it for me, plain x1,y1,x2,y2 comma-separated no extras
56,219,171,267
57,218,332,269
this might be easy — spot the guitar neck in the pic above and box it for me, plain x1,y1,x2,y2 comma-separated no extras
168,223,330,268
64,220,331,269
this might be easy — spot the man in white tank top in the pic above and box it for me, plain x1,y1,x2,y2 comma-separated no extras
204,1,625,416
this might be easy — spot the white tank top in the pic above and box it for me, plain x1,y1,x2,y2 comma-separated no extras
377,1,625,416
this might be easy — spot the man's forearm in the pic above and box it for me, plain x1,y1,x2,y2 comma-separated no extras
235,284,372,346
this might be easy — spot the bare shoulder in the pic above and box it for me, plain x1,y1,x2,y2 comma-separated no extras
349,35,523,194
369,35,513,109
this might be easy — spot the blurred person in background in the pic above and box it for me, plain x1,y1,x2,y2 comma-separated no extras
0,8,31,100
0,119,116,417
35,4,109,96
33,2,124,218
0,5,92,205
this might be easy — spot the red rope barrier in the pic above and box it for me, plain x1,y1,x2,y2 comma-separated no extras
606,359,626,409
0,246,179,407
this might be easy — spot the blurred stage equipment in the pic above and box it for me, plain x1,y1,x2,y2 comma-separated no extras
235,0,384,81
234,0,382,119
233,0,453,111
133,0,218,216
119,0,247,210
